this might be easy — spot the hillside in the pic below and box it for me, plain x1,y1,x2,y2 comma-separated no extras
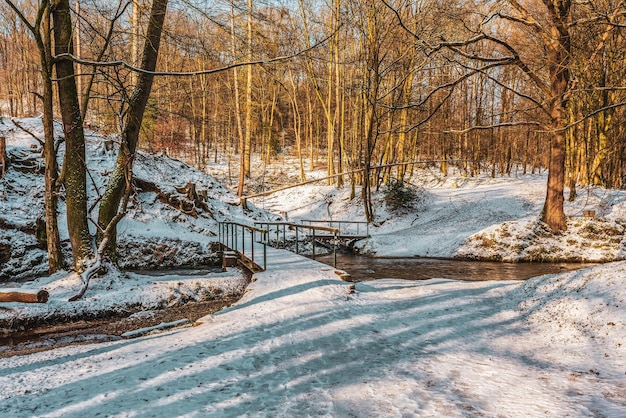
0,117,275,282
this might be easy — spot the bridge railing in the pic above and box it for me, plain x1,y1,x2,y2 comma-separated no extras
299,219,369,238
218,220,367,271
218,221,268,271
254,221,340,266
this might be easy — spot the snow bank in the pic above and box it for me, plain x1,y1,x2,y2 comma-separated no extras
458,216,626,262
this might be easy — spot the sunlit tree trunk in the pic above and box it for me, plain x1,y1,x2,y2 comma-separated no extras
288,66,306,182
232,0,245,196
243,0,253,177
41,6,63,272
540,0,571,232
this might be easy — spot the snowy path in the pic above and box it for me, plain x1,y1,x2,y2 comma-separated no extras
0,248,625,417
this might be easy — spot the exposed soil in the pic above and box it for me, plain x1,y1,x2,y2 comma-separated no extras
0,296,239,358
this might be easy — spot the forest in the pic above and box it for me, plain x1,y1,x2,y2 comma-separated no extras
1,0,626,277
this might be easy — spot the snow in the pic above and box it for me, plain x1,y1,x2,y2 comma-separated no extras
0,249,624,416
255,171,626,261
1,118,625,416
0,117,276,280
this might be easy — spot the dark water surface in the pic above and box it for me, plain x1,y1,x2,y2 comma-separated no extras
315,254,597,282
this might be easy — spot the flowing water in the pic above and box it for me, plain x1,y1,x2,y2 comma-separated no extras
315,254,596,282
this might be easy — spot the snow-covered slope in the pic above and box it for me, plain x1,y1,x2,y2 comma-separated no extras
1,118,625,416
252,167,626,261
0,117,276,281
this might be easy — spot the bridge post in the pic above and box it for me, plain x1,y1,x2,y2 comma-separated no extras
263,231,269,270
334,231,337,267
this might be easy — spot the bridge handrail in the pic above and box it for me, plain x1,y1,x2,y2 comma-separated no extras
220,221,268,235
218,221,268,271
300,219,369,237
219,220,367,271
254,221,342,263
254,221,339,235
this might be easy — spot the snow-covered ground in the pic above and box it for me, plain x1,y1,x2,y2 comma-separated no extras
0,248,625,416
1,118,625,416
253,169,626,261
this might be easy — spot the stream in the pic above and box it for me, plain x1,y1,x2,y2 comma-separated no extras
314,254,597,282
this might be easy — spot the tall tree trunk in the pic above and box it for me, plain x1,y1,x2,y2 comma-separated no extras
288,66,306,182
244,0,253,178
540,0,571,232
53,0,92,271
232,0,245,196
6,1,63,272
543,105,567,231
74,0,82,114
97,0,169,253
41,5,63,273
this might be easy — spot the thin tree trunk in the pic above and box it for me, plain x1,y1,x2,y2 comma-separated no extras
41,6,63,273
53,0,92,271
231,1,245,196
244,0,253,177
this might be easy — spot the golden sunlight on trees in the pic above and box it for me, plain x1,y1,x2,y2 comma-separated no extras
2,0,626,240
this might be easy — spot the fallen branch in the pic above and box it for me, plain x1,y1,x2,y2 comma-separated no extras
10,119,45,146
121,318,190,338
68,237,106,302
135,177,213,217
0,288,49,303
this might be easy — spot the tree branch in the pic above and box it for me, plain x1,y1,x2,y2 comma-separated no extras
53,30,335,78
10,119,45,146
443,121,542,134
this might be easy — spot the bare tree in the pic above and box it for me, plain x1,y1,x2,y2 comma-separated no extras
97,0,169,255
3,0,63,272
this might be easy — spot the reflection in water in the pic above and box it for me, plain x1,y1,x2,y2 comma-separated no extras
315,254,596,282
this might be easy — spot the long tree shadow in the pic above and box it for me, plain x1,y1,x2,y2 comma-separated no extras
0,275,622,416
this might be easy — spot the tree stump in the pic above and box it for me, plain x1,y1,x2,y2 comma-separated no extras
179,181,198,201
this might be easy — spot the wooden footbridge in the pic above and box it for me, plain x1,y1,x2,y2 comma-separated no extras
217,220,369,272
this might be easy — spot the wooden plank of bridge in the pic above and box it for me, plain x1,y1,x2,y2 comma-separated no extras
222,251,239,268
238,256,264,273
313,235,368,240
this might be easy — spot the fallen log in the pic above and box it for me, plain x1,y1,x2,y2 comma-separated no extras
134,177,213,218
0,288,49,303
